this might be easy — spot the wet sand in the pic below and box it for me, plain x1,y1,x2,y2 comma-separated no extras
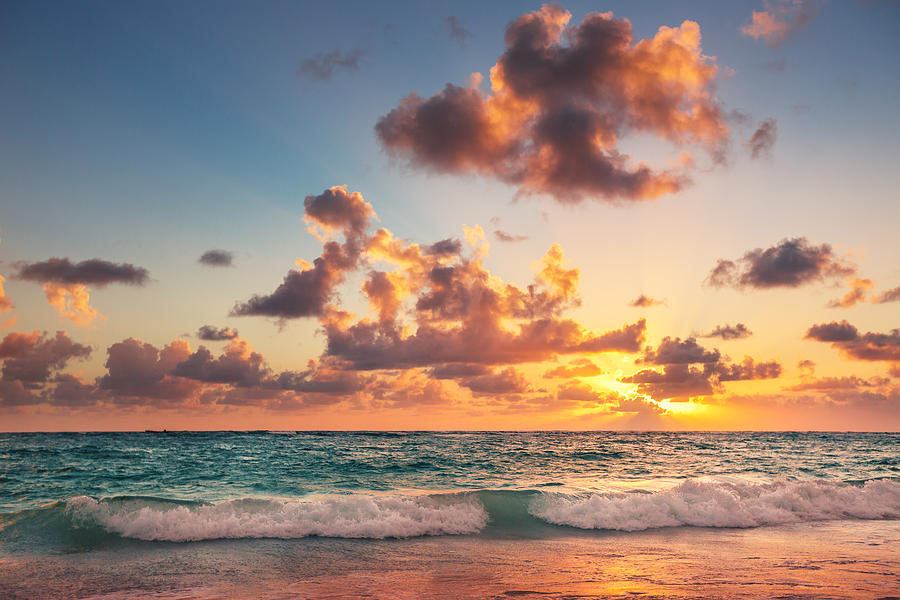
2,519,898,599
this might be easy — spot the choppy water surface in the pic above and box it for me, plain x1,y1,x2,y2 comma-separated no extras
1,432,898,599
0,431,897,545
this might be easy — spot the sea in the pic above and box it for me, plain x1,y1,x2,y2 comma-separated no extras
1,431,898,599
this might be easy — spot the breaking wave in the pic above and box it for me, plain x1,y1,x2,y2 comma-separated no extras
2,478,897,544
529,478,900,531
63,494,488,541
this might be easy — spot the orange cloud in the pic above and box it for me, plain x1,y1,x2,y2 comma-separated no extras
0,275,12,314
42,282,104,326
741,1,816,48
376,4,728,203
828,278,874,309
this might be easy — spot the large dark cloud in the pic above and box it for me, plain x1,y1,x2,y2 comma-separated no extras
805,321,900,363
298,48,362,81
622,357,781,399
706,237,855,289
15,258,149,287
0,331,91,406
198,250,234,267
376,4,728,204
324,315,646,370
805,321,860,342
232,186,375,320
98,338,200,403
639,337,720,365
0,331,91,385
622,336,780,398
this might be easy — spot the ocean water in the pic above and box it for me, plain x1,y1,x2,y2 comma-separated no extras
1,431,899,599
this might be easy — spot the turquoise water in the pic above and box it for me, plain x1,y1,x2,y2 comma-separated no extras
1,431,898,546
1,432,899,599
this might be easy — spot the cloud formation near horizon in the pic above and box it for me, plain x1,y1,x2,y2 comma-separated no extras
805,321,900,364
0,331,91,406
376,4,729,204
706,237,855,290
622,336,781,398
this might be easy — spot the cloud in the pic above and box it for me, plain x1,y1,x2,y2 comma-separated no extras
171,338,269,387
198,250,234,267
804,320,859,342
445,16,470,42
797,359,816,375
457,366,532,396
0,330,91,385
15,258,149,287
98,338,200,404
699,323,752,340
49,374,97,407
543,358,603,378
622,357,781,399
639,337,720,365
494,230,528,243
13,258,149,326
429,363,492,379
706,237,855,290
0,330,91,406
42,282,102,326
376,5,729,204
232,186,375,320
423,238,463,256
298,48,363,81
741,0,817,48
787,375,891,393
629,294,665,308
874,286,900,304
197,325,239,341
748,118,777,159
805,321,900,363
622,336,780,399
827,278,873,308
0,275,12,313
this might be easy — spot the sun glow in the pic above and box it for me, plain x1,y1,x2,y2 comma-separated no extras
656,399,705,415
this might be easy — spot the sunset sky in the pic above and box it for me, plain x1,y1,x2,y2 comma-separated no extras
1,0,898,431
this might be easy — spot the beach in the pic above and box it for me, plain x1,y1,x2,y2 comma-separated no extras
1,432,898,599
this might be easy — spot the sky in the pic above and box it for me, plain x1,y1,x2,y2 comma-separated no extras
1,0,898,431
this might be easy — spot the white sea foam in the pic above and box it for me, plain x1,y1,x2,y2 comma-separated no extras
529,478,900,531
66,494,488,541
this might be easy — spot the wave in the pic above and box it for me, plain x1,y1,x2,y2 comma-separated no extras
1,478,897,544
529,478,900,531
64,494,487,541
